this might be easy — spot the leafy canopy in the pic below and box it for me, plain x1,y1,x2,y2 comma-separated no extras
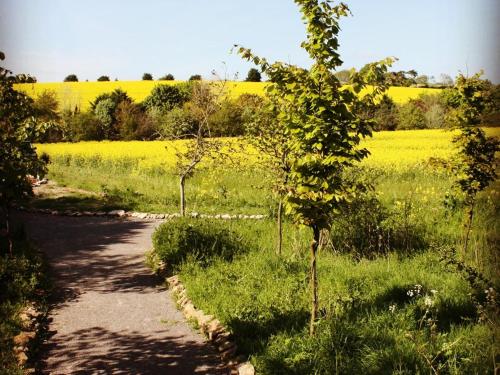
237,0,393,230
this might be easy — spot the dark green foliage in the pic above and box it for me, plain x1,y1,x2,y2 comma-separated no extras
142,84,190,113
63,74,78,82
189,74,202,81
97,75,110,81
398,100,426,129
245,68,261,82
15,74,36,83
142,73,153,81
385,70,417,87
159,74,175,81
0,53,48,253
115,101,156,140
152,218,246,269
63,111,103,141
89,88,131,111
373,95,399,130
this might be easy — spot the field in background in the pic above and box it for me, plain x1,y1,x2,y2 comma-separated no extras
15,80,441,111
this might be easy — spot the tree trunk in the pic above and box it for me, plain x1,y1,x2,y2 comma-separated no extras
1,204,12,256
310,225,320,336
276,199,283,255
179,175,186,217
463,199,475,255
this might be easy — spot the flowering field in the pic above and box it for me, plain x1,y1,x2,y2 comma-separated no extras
15,80,440,111
38,128,493,174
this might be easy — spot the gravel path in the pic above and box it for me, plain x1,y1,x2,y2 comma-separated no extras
16,213,227,374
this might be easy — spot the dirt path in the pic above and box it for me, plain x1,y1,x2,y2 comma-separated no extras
15,212,227,374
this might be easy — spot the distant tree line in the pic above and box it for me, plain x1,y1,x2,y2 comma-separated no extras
30,74,499,143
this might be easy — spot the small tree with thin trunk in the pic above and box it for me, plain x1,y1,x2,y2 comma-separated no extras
245,102,293,255
237,0,393,335
166,79,229,216
446,72,499,256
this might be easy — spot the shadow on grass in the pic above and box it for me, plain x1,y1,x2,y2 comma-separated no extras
226,309,309,355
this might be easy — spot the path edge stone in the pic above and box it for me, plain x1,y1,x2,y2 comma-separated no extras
166,275,255,375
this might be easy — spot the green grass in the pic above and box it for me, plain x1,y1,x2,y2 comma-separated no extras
0,224,49,374
167,218,497,374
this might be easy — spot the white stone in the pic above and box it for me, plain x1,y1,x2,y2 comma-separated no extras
238,362,255,375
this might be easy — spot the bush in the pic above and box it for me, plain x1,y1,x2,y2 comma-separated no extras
142,84,190,113
97,75,110,81
209,100,246,136
115,101,156,140
64,111,103,141
142,73,153,81
158,105,197,138
245,68,261,82
152,218,246,269
397,101,426,129
63,74,78,82
159,74,174,81
94,98,116,139
189,74,202,81
373,94,398,130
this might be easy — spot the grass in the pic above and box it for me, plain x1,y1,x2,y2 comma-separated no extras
14,80,442,110
0,223,49,374
158,215,497,374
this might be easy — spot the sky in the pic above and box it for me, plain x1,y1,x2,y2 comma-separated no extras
1,0,499,83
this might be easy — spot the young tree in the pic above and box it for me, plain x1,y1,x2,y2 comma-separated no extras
446,72,499,255
63,74,78,82
165,80,229,216
245,68,261,82
142,73,153,81
0,52,49,254
245,102,292,255
237,0,393,335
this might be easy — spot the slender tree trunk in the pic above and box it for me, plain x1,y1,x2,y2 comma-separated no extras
179,175,186,217
463,199,475,255
276,199,283,255
1,204,12,256
310,225,320,336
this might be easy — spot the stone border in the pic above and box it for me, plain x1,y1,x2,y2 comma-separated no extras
14,206,267,221
166,275,255,375
12,303,41,373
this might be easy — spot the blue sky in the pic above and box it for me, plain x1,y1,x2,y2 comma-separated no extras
1,0,499,83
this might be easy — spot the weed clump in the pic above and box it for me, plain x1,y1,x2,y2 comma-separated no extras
152,218,247,270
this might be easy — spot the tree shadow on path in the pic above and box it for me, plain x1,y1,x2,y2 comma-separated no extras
12,212,227,374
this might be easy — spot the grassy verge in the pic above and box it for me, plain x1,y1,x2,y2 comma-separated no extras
0,221,49,374
154,218,497,374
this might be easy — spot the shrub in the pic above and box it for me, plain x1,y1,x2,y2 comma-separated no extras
329,193,390,259
142,73,153,81
159,74,174,81
189,74,202,81
209,100,246,136
64,111,103,141
397,101,426,129
94,98,116,138
152,218,246,269
373,94,398,130
245,68,261,82
115,101,156,140
63,74,78,82
97,75,110,81
158,105,197,138
89,88,131,111
142,84,190,113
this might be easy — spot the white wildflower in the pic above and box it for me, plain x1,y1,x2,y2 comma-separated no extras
389,304,396,313
424,296,434,307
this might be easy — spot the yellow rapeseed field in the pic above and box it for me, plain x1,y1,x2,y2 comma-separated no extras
16,80,441,111
37,128,499,174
